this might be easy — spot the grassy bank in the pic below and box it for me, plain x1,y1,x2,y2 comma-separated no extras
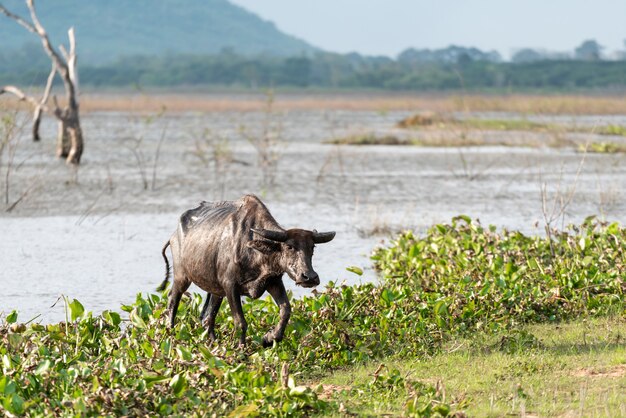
1,217,624,416
320,316,626,416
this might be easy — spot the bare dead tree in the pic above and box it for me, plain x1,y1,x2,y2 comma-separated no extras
0,0,84,165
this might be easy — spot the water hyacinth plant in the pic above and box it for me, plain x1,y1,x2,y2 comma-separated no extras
1,216,624,416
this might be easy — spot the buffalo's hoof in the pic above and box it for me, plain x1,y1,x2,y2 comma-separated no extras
262,337,273,348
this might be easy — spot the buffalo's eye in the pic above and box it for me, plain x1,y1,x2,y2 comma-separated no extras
286,244,294,250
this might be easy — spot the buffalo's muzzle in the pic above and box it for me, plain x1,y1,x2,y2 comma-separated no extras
297,271,320,287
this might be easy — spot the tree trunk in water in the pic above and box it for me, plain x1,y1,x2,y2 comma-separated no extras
66,117,83,165
55,112,83,164
0,4,84,164
56,120,70,158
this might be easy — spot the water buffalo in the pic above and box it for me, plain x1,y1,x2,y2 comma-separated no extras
157,195,335,347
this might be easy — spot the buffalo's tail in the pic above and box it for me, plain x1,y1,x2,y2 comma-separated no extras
157,240,171,291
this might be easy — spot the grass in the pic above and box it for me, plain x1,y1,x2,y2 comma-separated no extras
595,125,626,137
461,118,554,132
326,129,574,148
5,92,626,114
1,216,625,416
327,133,500,148
579,142,626,154
397,112,557,132
351,113,626,150
327,133,417,146
317,316,626,417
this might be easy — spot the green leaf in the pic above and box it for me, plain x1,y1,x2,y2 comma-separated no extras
103,310,121,326
289,385,309,396
228,403,259,417
169,373,186,396
34,359,52,375
176,346,192,361
381,289,394,305
141,341,154,357
130,309,147,329
112,359,127,376
69,299,85,321
434,403,451,415
143,372,170,386
1,378,16,395
5,311,18,324
7,333,22,350
346,266,363,276
453,214,472,224
10,393,24,415
434,300,448,317
2,355,12,371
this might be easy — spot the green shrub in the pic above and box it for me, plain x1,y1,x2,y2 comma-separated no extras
1,216,624,415
372,215,625,333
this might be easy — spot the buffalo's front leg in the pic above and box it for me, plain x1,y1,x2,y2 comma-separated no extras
201,293,223,341
263,280,291,348
226,288,247,347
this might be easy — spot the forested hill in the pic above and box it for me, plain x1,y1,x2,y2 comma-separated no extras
0,0,317,64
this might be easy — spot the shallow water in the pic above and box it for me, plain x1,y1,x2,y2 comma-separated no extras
0,205,380,323
2,108,625,322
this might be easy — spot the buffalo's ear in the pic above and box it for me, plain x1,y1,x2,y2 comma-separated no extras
247,239,281,254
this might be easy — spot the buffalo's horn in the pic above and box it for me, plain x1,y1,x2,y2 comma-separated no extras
312,230,336,243
251,228,288,242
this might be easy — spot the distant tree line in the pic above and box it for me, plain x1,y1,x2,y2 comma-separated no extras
3,41,626,91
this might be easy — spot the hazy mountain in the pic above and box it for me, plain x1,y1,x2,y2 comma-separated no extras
0,0,318,64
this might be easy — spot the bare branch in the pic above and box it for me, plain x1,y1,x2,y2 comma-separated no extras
41,63,56,106
59,44,70,62
24,0,69,79
0,85,40,108
66,27,79,99
32,63,57,140
0,3,36,33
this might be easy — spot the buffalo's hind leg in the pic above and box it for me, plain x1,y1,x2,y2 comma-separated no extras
263,280,291,348
201,293,224,341
167,235,191,328
200,294,211,322
168,277,191,328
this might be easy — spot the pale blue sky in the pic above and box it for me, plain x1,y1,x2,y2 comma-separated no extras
230,0,626,59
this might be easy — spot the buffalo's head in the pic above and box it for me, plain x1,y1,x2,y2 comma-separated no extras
248,228,335,287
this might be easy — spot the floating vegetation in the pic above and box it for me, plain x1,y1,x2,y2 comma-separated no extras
1,216,624,416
